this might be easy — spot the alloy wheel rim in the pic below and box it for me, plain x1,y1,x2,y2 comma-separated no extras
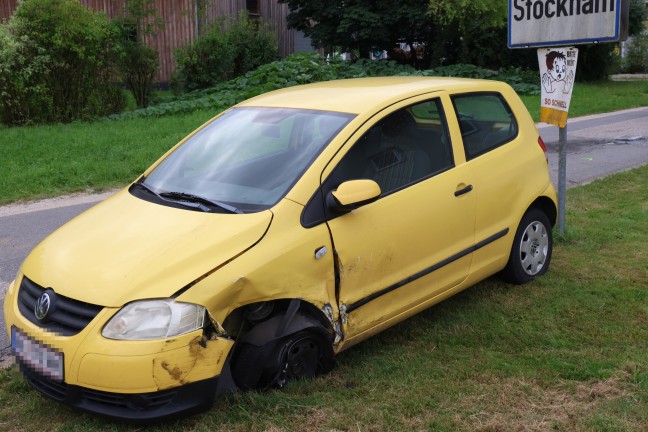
519,221,548,275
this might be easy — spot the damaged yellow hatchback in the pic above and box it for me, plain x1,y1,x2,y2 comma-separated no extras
5,77,557,422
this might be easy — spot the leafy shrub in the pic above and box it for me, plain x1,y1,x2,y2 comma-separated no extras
107,52,539,121
114,0,162,109
0,0,125,125
174,12,278,91
622,33,648,73
0,24,50,125
119,38,159,108
576,44,617,81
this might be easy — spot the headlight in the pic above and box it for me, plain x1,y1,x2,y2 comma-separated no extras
102,299,206,340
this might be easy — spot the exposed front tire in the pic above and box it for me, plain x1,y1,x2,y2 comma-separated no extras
231,326,334,390
501,208,553,284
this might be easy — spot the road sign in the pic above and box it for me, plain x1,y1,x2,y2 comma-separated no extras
538,47,578,128
508,0,629,48
537,47,579,234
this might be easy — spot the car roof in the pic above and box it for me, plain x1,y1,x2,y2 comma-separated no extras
237,76,501,114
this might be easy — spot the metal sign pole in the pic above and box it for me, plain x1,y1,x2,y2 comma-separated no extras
558,125,567,234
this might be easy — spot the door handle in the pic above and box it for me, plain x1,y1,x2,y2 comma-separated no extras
454,184,473,197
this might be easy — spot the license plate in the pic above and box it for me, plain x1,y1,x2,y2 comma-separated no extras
11,327,64,381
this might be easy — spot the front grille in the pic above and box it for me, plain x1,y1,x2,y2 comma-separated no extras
81,387,178,411
18,277,103,336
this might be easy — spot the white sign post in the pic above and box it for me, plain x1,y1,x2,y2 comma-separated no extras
508,1,628,234
538,47,578,234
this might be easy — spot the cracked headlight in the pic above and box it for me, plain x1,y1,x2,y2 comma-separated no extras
102,299,206,340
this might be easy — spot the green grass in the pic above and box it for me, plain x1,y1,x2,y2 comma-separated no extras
520,80,648,120
0,110,217,204
1,80,647,205
0,165,646,431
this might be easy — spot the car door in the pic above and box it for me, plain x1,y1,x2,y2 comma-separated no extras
317,96,476,346
450,91,534,276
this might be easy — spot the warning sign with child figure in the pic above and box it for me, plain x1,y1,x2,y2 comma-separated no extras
537,47,578,128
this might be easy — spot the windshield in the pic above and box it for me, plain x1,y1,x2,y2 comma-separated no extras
141,107,354,212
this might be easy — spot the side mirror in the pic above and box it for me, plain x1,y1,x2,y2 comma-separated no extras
326,179,381,212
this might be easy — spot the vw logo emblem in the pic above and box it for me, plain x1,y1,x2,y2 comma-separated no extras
35,293,51,321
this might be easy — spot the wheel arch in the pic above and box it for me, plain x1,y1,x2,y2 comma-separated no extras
226,299,336,390
222,298,333,345
529,196,557,227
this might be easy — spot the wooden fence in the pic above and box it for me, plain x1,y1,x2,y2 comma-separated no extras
0,0,306,84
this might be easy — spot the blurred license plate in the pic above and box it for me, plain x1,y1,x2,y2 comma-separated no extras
11,326,64,381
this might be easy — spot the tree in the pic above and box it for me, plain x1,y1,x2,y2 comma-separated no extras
426,0,512,68
115,0,163,108
279,0,431,64
429,0,506,30
628,0,648,37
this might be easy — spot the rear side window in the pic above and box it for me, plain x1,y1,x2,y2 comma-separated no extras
451,93,518,160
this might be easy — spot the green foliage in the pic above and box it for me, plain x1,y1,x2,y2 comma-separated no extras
429,0,506,29
622,33,648,73
0,23,50,125
174,12,278,92
280,0,646,80
280,0,431,65
0,0,125,125
576,44,617,81
114,0,163,108
108,53,540,121
121,0,164,39
628,0,648,37
118,39,159,108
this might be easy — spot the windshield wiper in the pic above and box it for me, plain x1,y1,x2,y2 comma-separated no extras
132,181,158,196
159,191,244,214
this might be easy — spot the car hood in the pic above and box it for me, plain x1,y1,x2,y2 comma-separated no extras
21,189,272,307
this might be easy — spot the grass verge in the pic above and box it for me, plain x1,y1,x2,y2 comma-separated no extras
0,110,217,204
520,80,648,120
1,80,647,205
0,165,646,431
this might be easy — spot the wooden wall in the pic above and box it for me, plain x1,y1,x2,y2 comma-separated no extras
261,0,293,57
0,0,304,83
0,0,18,22
143,0,197,83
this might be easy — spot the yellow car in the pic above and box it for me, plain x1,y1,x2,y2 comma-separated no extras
5,77,557,422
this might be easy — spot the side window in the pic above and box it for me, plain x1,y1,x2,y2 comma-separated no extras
330,98,453,196
451,93,518,160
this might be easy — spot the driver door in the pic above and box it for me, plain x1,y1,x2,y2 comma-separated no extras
321,96,476,347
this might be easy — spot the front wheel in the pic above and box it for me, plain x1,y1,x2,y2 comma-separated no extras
232,327,334,390
501,208,553,284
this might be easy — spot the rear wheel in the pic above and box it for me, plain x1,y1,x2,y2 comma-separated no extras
501,208,553,284
232,327,334,390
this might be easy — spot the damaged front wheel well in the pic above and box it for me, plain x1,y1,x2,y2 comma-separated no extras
222,299,332,341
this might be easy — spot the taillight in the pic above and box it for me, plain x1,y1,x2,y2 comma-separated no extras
537,136,547,153
537,136,548,163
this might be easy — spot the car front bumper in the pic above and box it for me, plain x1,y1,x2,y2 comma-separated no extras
17,358,220,422
4,275,236,422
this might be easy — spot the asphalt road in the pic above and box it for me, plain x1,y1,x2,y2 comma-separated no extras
1,107,647,361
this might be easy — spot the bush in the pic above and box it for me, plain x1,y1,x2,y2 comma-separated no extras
622,33,648,73
174,12,278,91
107,52,540,121
115,0,162,108
0,0,125,125
0,24,50,125
119,38,159,108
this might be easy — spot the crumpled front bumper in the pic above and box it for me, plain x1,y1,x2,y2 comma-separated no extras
5,275,237,422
